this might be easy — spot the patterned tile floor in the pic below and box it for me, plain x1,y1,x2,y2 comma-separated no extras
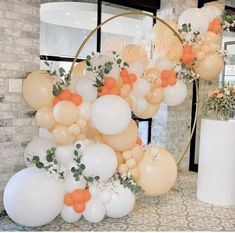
0,171,235,231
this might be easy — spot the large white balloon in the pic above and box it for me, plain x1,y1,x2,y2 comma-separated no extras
24,138,56,166
75,78,97,102
91,95,131,135
132,78,151,98
105,182,135,218
83,198,106,223
155,57,176,71
77,102,92,120
178,8,209,36
163,80,188,106
61,205,82,223
81,143,118,181
201,5,222,22
55,145,74,167
3,167,64,227
64,173,87,192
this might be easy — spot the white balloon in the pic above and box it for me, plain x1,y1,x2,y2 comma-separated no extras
73,139,94,153
61,205,82,223
155,57,176,71
128,61,144,78
83,198,106,223
132,78,151,98
55,145,74,167
64,173,87,192
3,167,64,227
201,6,222,22
88,184,101,198
81,143,118,181
24,138,56,167
105,182,135,218
91,95,131,135
77,102,92,120
99,190,112,203
133,98,148,113
75,78,97,102
178,8,209,36
163,80,188,106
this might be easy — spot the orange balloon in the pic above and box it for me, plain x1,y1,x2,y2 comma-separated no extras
102,119,138,152
83,189,91,202
136,136,142,145
104,77,116,88
23,70,54,110
52,125,76,145
73,202,86,213
35,106,56,130
72,189,85,203
59,89,71,100
53,100,78,126
64,193,74,206
70,94,83,106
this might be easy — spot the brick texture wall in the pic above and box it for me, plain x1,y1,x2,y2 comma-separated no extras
0,0,40,212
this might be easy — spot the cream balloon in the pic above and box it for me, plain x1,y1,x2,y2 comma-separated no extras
52,125,76,146
132,78,151,98
91,95,131,135
132,144,144,163
128,61,144,78
77,102,92,120
121,44,148,68
53,100,78,126
133,103,160,119
201,5,222,22
102,119,138,152
202,32,219,45
61,205,82,223
55,145,74,167
23,70,54,110
178,8,209,36
35,106,56,130
24,138,56,167
81,143,118,181
137,147,177,196
75,78,97,102
155,57,176,71
194,53,224,81
105,182,135,218
146,87,164,105
163,80,188,106
3,167,64,227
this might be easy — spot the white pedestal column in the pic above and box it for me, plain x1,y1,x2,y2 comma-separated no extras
197,119,235,206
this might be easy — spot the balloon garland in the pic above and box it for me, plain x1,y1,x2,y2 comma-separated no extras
3,7,230,227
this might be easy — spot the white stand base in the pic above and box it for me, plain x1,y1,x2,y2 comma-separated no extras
197,119,235,206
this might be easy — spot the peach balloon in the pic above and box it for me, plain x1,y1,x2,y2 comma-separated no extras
23,70,54,110
35,106,56,130
68,124,81,135
122,151,133,160
102,120,138,152
132,145,144,163
116,152,124,166
125,96,133,109
146,88,164,105
52,125,76,145
118,163,128,173
121,44,148,68
202,31,219,45
137,147,177,196
53,100,78,126
194,53,224,81
129,167,140,180
120,84,131,98
133,103,160,119
125,158,136,169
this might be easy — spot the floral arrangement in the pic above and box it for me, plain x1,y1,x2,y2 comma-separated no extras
202,84,235,119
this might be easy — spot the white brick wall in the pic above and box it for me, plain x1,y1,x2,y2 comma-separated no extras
0,0,40,212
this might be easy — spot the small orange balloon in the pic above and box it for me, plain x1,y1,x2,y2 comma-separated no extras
120,68,128,77
183,45,192,53
83,189,91,202
71,189,84,203
109,86,120,96
70,94,83,105
98,86,109,96
128,73,137,83
104,77,116,89
53,97,60,105
64,193,74,206
59,89,71,100
168,76,177,86
73,202,86,213
136,136,142,146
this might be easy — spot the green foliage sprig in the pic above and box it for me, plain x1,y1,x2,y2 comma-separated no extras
178,23,200,44
71,144,100,184
44,57,70,96
26,147,65,180
202,83,235,119
221,11,235,31
117,173,144,194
